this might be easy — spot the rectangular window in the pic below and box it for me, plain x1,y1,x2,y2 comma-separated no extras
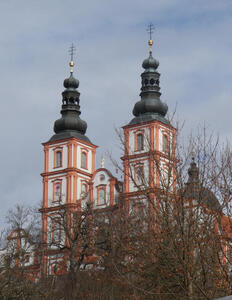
81,182,88,198
136,133,144,151
53,182,62,202
52,218,61,243
135,165,144,186
55,150,62,168
160,167,170,189
81,152,87,169
98,187,106,205
163,135,169,154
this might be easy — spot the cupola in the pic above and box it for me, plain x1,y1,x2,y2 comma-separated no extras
50,51,91,143
129,27,169,126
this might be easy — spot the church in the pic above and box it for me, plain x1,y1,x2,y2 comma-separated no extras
38,28,177,277
0,32,228,284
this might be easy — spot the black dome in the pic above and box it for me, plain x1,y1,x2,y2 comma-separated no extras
142,54,159,70
133,98,168,117
49,66,91,143
54,114,87,135
63,73,79,89
129,50,168,126
183,158,221,212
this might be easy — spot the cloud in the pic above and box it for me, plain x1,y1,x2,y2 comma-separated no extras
0,0,232,229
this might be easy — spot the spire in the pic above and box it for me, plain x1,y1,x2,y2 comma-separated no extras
129,25,169,126
187,157,199,183
69,43,75,74
147,23,154,55
49,45,91,143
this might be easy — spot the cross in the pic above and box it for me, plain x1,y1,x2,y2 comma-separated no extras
147,23,154,41
69,43,76,61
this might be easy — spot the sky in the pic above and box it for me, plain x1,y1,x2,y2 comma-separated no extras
0,0,232,230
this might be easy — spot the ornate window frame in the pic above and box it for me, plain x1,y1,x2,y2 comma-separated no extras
53,147,63,168
51,216,62,243
81,149,88,169
97,185,106,206
134,163,144,186
52,180,62,202
81,181,88,198
134,130,144,152
162,134,169,154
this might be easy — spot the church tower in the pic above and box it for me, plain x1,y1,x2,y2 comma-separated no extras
40,52,97,276
122,27,177,213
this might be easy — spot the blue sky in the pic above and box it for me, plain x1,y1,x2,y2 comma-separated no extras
0,0,232,229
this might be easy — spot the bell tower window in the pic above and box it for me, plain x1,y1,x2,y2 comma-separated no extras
136,133,144,151
163,135,169,154
135,165,144,186
81,151,87,169
52,217,61,243
55,151,62,168
53,182,62,202
81,182,88,198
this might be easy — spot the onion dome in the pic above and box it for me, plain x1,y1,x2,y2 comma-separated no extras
63,73,79,89
142,53,159,70
129,32,169,126
184,157,221,211
49,58,91,143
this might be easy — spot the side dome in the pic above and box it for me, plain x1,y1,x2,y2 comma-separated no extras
184,158,222,212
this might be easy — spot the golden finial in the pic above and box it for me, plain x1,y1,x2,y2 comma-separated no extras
68,43,76,73
69,60,74,73
147,23,154,54
101,155,105,168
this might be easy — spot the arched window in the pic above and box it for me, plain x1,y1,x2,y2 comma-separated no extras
98,188,105,205
81,152,87,169
135,165,144,186
54,182,61,201
81,183,88,198
136,133,144,151
56,151,62,168
160,167,170,189
163,135,169,153
52,217,61,243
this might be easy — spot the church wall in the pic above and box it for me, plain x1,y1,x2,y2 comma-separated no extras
158,125,174,155
48,143,68,172
76,144,93,173
93,183,110,209
37,38,180,279
47,176,67,206
0,231,36,269
129,196,148,214
128,158,149,192
77,174,91,200
92,169,119,208
128,126,150,155
159,158,174,191
70,175,73,202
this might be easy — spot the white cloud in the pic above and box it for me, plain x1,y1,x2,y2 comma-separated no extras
0,0,232,229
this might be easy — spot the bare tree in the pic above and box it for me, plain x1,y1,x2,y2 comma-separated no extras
107,126,232,300
0,203,43,299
